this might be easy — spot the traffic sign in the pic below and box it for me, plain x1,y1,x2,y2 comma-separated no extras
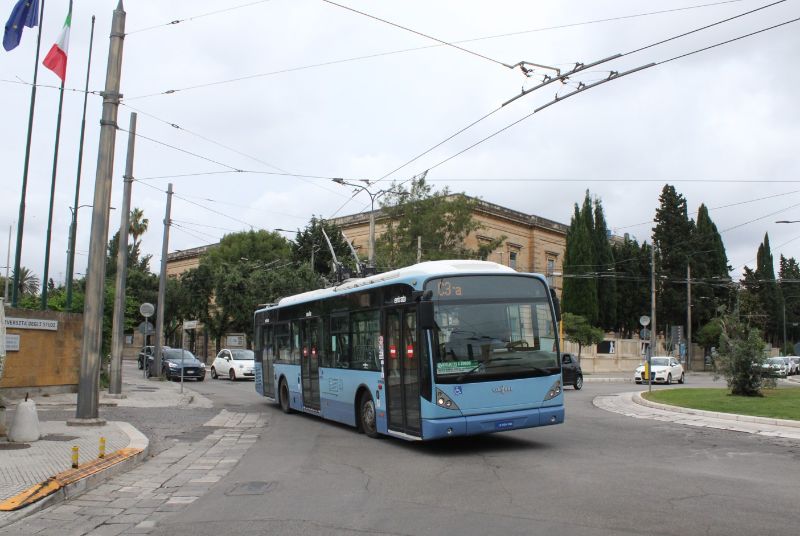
183,320,198,330
139,302,154,318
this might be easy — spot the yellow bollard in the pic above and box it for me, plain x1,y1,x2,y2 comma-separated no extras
99,437,106,459
71,445,79,469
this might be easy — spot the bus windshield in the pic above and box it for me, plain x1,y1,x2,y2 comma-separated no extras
426,276,560,383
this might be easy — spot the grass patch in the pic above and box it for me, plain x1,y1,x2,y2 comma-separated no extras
642,387,800,421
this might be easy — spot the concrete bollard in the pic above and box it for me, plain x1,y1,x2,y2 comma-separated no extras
8,395,40,443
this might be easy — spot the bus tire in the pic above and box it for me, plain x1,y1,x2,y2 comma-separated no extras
359,392,379,438
279,378,292,414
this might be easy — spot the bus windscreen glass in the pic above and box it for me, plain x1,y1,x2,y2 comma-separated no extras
425,276,559,383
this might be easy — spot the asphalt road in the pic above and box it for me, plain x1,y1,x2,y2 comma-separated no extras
141,374,800,536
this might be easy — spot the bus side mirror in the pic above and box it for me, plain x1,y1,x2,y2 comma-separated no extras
550,288,561,323
419,301,435,330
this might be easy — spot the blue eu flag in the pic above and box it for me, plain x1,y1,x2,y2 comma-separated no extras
3,0,39,51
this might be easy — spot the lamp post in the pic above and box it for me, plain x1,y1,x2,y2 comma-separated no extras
332,178,393,269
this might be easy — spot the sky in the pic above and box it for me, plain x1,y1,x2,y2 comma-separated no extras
2,0,799,288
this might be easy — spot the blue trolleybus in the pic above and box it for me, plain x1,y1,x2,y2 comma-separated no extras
253,260,564,441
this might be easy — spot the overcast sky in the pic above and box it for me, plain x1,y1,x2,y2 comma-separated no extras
2,0,799,287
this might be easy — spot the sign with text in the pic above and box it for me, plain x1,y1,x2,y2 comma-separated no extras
5,317,58,331
5,334,20,352
183,320,198,330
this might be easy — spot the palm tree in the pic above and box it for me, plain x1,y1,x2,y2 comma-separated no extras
129,207,149,249
13,266,40,297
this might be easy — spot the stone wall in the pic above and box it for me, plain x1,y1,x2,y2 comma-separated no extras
1,307,83,395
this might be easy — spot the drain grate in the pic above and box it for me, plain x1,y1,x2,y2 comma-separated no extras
225,481,274,496
41,434,79,442
0,443,31,450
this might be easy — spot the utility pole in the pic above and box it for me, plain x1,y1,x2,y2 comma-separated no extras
650,243,657,362
686,263,692,371
4,226,11,302
109,113,136,396
73,0,125,424
153,183,173,377
417,236,422,264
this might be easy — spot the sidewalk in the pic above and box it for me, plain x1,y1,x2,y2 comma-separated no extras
0,362,211,528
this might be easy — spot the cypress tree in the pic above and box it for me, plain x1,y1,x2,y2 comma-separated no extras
779,255,800,348
593,198,617,331
612,236,649,338
755,233,782,346
652,185,694,337
562,199,598,325
691,204,730,336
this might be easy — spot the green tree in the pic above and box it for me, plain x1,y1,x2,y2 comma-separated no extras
593,197,616,330
652,185,695,336
754,233,782,346
12,266,40,297
375,177,502,270
714,311,768,396
561,312,604,358
128,207,149,252
779,255,800,349
562,195,598,324
292,217,354,276
690,204,730,338
612,237,651,338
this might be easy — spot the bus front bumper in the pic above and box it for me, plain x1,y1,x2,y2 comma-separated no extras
421,406,564,440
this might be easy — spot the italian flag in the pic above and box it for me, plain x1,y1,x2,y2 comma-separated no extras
43,8,70,81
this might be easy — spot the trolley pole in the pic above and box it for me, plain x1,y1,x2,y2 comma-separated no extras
153,183,173,377
73,0,126,423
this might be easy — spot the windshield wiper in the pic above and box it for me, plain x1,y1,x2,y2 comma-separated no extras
456,356,522,382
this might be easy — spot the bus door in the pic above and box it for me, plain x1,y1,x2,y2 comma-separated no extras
301,317,321,411
264,324,275,398
384,306,421,437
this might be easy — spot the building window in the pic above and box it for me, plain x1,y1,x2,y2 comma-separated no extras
509,251,518,270
546,257,556,286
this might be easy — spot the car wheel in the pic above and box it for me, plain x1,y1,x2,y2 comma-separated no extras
678,372,685,384
137,359,143,370
574,374,583,390
279,379,292,414
211,367,218,379
359,392,379,438
666,373,672,385
229,369,236,381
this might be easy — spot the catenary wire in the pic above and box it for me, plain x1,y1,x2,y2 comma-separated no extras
126,0,274,35
125,0,756,100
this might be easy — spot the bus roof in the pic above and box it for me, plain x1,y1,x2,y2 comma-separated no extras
258,260,523,312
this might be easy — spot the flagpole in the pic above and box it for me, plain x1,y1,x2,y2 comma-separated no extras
66,13,95,312
11,0,46,307
41,76,66,309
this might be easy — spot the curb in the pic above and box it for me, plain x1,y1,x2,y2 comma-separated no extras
632,391,800,429
0,421,149,529
583,377,632,383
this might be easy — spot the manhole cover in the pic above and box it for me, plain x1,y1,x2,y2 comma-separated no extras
41,434,79,442
225,481,274,496
0,442,31,450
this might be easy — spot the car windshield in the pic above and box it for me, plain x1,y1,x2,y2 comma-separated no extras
768,357,784,365
163,349,198,361
426,276,559,383
231,350,254,360
651,358,670,366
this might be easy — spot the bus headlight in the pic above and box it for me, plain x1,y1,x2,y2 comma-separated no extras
543,379,562,401
436,388,460,410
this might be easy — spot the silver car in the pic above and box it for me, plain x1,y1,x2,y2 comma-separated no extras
784,356,800,375
763,357,789,378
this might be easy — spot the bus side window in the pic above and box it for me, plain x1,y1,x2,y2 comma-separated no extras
320,318,332,368
290,320,301,365
331,315,350,369
275,323,290,362
352,310,380,371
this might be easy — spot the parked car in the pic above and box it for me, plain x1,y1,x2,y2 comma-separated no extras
159,348,206,381
634,356,685,384
762,357,789,378
784,356,800,375
561,353,583,390
211,348,255,380
137,345,171,369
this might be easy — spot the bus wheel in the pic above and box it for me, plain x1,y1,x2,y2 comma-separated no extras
279,379,292,414
360,393,378,438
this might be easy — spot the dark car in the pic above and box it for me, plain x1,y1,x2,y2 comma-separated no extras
159,348,206,381
137,345,170,370
561,353,583,390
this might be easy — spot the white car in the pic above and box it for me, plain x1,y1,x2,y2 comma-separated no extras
762,357,789,378
784,356,800,375
634,356,685,385
211,348,255,380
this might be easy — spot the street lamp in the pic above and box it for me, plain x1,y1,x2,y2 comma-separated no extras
332,178,393,269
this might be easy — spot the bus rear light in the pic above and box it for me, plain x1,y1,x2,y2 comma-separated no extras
543,379,562,401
